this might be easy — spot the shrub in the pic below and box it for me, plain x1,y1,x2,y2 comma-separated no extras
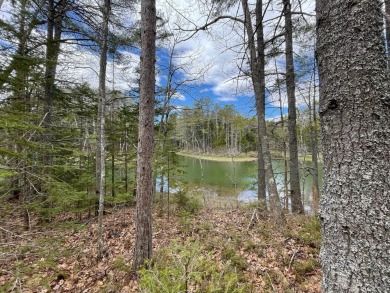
174,190,202,216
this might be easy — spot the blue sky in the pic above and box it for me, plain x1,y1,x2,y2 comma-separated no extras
0,0,316,119
152,0,316,119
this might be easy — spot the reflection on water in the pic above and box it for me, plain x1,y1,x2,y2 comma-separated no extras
178,156,322,211
237,190,257,202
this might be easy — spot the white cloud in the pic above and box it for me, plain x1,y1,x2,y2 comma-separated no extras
171,91,186,101
58,43,139,92
156,0,316,106
1,0,316,105
0,1,13,22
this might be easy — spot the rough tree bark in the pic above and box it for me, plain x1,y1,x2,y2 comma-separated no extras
316,0,390,291
132,0,156,270
283,0,303,214
97,0,110,260
255,0,266,206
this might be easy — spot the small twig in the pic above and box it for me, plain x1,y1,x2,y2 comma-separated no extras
0,227,31,240
265,271,276,292
11,277,22,292
288,248,300,271
26,209,31,231
247,208,258,230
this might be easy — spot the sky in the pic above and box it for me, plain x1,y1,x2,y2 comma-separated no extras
0,0,317,119
153,0,317,118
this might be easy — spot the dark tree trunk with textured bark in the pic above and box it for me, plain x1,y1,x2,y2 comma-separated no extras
255,0,266,206
316,0,390,291
43,0,67,168
132,0,156,270
242,0,284,224
283,0,303,214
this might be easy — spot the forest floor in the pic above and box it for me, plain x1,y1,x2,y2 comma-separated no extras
0,199,322,292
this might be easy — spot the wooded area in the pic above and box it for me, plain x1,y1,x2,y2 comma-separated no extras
0,0,388,292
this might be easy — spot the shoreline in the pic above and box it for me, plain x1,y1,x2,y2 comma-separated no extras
177,151,258,162
177,151,320,163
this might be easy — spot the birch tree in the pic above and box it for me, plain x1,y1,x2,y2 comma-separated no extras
317,0,390,290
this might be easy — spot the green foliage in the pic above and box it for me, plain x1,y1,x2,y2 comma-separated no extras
173,190,203,216
297,217,321,249
0,169,18,179
139,239,249,293
173,100,258,154
113,257,131,272
220,246,248,271
293,258,319,280
105,192,135,206
0,79,140,221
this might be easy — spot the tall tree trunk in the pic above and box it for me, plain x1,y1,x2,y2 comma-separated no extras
124,127,129,193
242,0,284,223
317,0,390,291
43,0,66,137
254,0,266,206
133,0,156,270
274,59,289,210
97,0,110,260
111,151,115,197
283,0,303,214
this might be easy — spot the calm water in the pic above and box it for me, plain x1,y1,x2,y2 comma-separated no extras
179,155,323,207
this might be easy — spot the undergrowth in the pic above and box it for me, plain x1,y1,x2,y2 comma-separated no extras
139,239,250,292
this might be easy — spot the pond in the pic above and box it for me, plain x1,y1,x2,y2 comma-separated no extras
177,155,322,210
